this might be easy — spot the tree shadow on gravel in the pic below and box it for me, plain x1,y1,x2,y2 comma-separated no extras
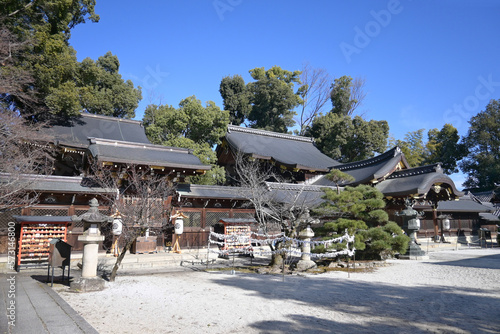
427,253,500,269
209,272,499,334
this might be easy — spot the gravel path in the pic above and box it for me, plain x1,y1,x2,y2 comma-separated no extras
56,249,500,334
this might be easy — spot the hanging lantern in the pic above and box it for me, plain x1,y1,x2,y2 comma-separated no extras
112,217,123,235
174,217,184,235
443,218,451,231
171,211,188,235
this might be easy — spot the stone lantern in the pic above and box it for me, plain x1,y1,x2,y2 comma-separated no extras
71,198,112,292
295,209,319,271
396,201,426,259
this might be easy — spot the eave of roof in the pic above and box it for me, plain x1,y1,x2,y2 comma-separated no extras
265,182,335,207
375,164,463,198
437,198,493,213
335,147,409,171
87,138,211,171
176,184,250,200
13,215,73,223
309,147,408,186
479,212,500,221
223,125,340,172
0,173,115,194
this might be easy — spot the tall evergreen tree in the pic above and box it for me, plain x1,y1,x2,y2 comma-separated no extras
460,99,500,189
307,113,388,162
219,74,250,126
425,124,465,174
1,1,141,119
247,66,302,133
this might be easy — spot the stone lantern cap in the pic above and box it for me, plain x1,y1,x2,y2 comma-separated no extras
299,225,315,239
72,198,112,235
397,206,419,218
396,199,421,218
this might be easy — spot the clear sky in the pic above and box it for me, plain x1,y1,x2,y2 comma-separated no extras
69,0,500,188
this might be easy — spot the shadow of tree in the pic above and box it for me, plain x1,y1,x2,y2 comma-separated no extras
428,253,500,269
208,271,499,333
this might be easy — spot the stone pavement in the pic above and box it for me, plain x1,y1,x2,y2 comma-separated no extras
0,270,98,334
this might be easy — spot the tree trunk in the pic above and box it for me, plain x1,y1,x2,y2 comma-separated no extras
269,252,283,268
109,238,134,282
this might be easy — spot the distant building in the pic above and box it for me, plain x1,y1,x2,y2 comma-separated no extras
216,125,476,241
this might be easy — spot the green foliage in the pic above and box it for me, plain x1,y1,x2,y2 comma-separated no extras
1,1,141,119
390,129,426,167
77,52,142,118
326,169,355,185
219,66,302,133
313,185,407,259
143,96,229,147
143,96,230,185
307,113,388,162
460,99,500,189
219,75,250,125
425,124,466,174
247,66,302,133
330,76,355,116
1,1,99,40
357,222,409,259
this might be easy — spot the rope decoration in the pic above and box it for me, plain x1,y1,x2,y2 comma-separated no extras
208,230,356,259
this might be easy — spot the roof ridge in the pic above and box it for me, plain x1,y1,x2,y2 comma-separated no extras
79,112,143,125
88,137,193,154
265,181,337,192
386,163,443,179
227,125,314,143
181,184,244,190
335,146,402,171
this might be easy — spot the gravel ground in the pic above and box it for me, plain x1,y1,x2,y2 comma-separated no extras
56,248,500,334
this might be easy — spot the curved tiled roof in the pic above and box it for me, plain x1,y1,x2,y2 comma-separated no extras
176,183,250,200
45,113,151,148
375,164,463,198
87,138,210,170
311,147,409,186
224,125,340,172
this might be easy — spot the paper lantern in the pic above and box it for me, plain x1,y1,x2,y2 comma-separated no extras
174,217,184,235
112,218,123,235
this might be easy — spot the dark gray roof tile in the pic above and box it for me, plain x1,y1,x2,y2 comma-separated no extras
45,113,150,148
87,138,210,170
224,125,340,171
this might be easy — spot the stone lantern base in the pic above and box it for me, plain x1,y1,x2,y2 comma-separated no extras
70,276,105,293
296,259,317,271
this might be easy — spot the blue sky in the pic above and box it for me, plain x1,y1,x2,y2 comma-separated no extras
69,0,500,188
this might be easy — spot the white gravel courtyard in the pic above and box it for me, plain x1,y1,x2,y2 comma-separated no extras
57,248,500,334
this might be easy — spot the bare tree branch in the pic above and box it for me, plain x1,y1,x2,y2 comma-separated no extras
0,111,54,211
349,76,367,116
0,20,39,111
296,63,331,135
231,150,320,267
88,163,175,281
7,1,35,17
